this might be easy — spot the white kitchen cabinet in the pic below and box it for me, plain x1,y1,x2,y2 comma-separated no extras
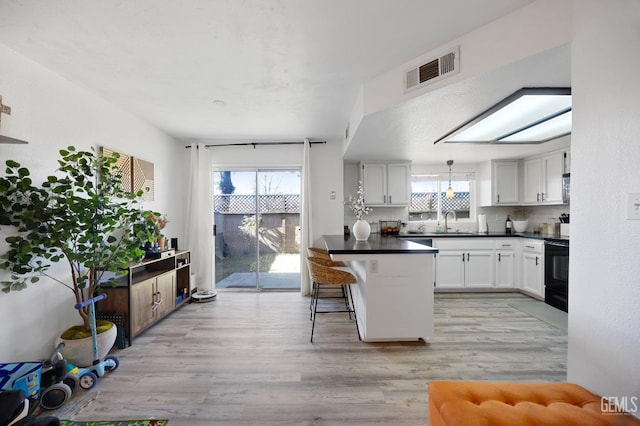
495,239,517,288
435,250,466,289
361,162,410,206
521,239,544,298
523,151,566,205
478,160,520,206
434,239,495,289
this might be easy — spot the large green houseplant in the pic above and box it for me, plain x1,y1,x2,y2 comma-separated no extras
0,146,160,333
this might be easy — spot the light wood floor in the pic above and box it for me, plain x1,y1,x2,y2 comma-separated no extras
57,292,567,425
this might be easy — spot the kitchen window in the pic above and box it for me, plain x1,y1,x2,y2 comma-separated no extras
409,173,475,221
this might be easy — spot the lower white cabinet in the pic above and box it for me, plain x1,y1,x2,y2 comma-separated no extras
435,239,495,289
521,239,544,298
495,239,517,288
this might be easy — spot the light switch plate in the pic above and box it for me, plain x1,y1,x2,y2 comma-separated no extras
627,193,640,220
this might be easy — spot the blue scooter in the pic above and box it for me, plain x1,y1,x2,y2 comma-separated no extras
73,294,119,390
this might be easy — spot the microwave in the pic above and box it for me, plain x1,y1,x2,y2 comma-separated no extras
562,173,570,204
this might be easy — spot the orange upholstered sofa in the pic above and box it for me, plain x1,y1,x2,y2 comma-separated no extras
428,381,640,426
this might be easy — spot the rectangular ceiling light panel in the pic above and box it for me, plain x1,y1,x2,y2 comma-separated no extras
499,110,572,142
438,87,572,144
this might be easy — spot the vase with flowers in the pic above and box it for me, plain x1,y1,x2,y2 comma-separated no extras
147,214,169,250
346,181,373,241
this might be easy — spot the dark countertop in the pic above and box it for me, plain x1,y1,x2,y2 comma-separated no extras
396,232,568,241
324,234,439,254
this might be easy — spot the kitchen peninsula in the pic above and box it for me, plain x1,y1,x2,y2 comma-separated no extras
323,234,438,342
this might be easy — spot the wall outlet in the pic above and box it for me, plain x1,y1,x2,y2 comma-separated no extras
627,193,640,220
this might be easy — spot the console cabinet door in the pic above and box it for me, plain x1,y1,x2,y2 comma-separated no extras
131,278,155,336
156,271,176,318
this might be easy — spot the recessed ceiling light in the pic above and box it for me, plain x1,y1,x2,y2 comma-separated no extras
212,99,226,107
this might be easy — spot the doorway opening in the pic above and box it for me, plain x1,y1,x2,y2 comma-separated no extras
213,169,301,290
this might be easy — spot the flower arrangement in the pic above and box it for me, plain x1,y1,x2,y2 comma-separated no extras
346,181,372,220
147,213,169,233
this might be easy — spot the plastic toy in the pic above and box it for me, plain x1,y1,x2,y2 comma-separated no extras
0,343,77,411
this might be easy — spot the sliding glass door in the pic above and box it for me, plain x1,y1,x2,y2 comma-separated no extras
213,169,301,290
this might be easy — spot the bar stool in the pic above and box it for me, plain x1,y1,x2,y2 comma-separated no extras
307,257,360,342
307,247,345,266
306,247,346,314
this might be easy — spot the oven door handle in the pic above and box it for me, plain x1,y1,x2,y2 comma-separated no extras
545,241,569,248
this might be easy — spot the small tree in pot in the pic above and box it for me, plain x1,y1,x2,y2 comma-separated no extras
0,146,161,333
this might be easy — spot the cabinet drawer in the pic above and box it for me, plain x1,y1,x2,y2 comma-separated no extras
495,239,517,250
435,238,494,250
522,240,544,253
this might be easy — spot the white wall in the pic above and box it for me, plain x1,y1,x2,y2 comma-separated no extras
346,0,571,132
568,0,640,406
0,44,185,361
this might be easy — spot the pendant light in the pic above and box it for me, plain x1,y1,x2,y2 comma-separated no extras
446,160,455,199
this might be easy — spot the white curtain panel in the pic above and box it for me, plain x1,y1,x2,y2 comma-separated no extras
300,138,312,296
185,143,214,291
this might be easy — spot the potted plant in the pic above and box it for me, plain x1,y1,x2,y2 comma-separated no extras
345,181,373,241
0,146,160,365
509,206,532,233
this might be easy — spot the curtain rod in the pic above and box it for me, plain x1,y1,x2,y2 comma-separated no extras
185,140,326,149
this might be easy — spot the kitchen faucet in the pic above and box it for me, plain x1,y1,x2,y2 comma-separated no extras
444,210,457,233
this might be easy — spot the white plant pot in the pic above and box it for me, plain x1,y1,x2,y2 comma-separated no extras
55,321,117,367
513,220,529,233
352,219,371,241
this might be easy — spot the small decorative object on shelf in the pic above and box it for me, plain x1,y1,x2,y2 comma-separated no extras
346,181,373,241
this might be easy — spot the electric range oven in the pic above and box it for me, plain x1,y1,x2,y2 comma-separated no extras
544,238,569,312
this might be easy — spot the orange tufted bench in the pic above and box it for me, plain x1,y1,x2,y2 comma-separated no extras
428,381,640,426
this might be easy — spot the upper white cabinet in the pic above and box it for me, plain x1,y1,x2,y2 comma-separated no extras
478,160,519,206
361,162,411,206
523,150,567,205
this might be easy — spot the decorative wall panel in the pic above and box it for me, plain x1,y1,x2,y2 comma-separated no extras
132,157,154,201
100,147,132,193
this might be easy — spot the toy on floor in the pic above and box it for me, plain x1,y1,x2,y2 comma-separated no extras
1,343,78,412
72,294,119,390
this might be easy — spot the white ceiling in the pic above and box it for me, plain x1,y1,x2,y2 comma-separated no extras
0,0,570,164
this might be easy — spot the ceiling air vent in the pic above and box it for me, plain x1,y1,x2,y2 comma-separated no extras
404,46,460,92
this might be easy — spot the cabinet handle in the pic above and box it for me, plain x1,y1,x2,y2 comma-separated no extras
502,244,511,248
497,194,500,203
541,192,545,201
389,195,392,203
462,253,465,262
467,253,470,261
498,253,501,262
535,256,539,266
384,195,386,203
537,193,541,202
525,245,535,249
